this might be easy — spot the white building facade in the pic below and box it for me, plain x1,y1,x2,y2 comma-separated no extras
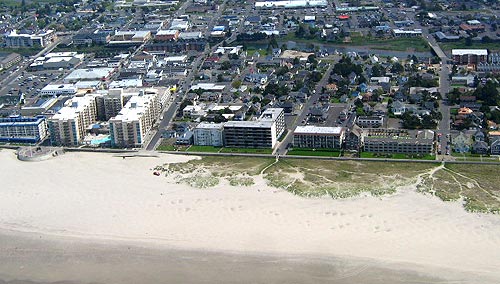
193,122,224,146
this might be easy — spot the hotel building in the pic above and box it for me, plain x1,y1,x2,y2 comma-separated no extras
48,95,98,146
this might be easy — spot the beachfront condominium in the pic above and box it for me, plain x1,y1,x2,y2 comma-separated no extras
362,128,435,154
48,95,98,146
95,89,125,121
223,108,285,148
0,115,48,143
193,122,224,146
109,89,161,148
293,126,345,149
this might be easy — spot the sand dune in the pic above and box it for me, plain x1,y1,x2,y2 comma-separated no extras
0,150,499,283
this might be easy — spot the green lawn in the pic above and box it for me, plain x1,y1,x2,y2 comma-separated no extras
360,152,435,160
186,145,222,153
287,148,341,157
220,147,273,154
246,48,268,57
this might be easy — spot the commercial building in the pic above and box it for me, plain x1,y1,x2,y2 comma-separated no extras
64,68,115,83
392,28,422,37
255,0,327,8
155,29,180,41
0,115,48,143
293,126,345,149
40,84,78,97
48,95,98,146
362,128,434,154
73,29,111,45
109,31,152,45
356,116,384,128
193,122,224,146
109,89,161,148
452,49,488,65
0,53,21,70
4,29,56,48
224,108,285,148
20,97,59,116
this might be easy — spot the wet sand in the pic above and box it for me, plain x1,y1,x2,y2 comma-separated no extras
0,231,444,284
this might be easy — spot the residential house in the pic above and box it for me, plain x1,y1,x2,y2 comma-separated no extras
452,131,472,153
472,141,489,154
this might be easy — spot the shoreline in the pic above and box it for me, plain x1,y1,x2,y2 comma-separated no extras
0,150,499,283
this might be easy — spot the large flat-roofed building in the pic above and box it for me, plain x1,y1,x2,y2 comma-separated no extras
73,29,111,45
64,68,115,83
109,90,161,148
293,126,345,149
452,49,488,65
224,108,285,148
0,115,48,143
4,29,56,47
40,84,78,97
109,30,151,45
362,128,434,154
392,28,422,37
255,0,327,8
95,89,125,121
193,122,224,146
48,95,98,146
0,52,21,70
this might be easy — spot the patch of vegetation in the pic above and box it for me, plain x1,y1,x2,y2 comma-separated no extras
360,152,435,160
287,148,341,157
220,147,274,154
187,145,222,153
178,175,220,189
228,176,254,187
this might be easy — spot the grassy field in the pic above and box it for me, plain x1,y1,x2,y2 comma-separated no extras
348,34,430,52
220,147,274,154
279,33,430,52
186,145,222,153
287,148,341,157
440,40,500,53
360,152,435,160
418,163,500,214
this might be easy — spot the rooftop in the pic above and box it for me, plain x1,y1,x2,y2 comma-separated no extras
295,126,344,135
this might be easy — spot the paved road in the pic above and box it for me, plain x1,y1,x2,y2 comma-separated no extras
0,36,67,96
275,64,333,155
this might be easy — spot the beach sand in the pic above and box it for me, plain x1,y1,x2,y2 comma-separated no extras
0,150,499,283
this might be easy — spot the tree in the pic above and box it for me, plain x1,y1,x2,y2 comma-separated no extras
219,61,231,70
231,80,242,89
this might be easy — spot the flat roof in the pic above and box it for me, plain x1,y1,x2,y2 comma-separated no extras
65,68,114,81
196,122,224,129
51,95,96,120
224,120,273,128
41,84,77,91
452,49,488,56
295,125,344,135
111,95,152,122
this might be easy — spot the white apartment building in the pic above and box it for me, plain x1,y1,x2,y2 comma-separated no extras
193,122,224,146
48,95,98,146
109,90,161,147
223,108,285,148
5,29,56,47
293,126,345,149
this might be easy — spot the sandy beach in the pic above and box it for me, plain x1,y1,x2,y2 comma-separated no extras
0,149,500,283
